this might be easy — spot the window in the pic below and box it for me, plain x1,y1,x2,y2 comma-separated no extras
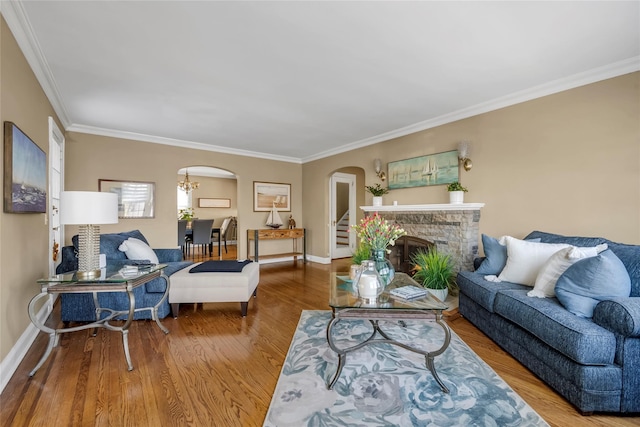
177,187,192,212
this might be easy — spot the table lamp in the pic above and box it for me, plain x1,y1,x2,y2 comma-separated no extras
60,191,119,279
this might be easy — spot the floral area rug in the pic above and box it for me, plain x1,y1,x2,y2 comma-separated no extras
264,310,548,427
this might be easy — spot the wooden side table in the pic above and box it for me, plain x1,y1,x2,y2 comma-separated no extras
246,228,306,263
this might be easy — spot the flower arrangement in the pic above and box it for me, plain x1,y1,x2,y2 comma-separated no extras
351,213,406,252
365,183,389,196
178,207,194,221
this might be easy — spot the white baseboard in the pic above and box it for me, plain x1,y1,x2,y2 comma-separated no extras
0,295,55,393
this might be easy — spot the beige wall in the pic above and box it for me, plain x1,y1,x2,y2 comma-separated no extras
186,175,238,226
64,132,303,258
0,18,62,361
303,72,640,257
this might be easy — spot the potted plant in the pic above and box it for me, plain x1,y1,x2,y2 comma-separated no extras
350,242,371,279
410,248,458,302
447,182,468,204
178,208,194,226
366,183,389,207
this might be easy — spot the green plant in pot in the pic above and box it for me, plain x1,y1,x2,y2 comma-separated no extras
410,248,458,302
447,181,468,204
366,183,389,207
178,208,194,221
351,242,371,265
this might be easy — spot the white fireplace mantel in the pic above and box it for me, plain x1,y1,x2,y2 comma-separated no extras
361,203,485,213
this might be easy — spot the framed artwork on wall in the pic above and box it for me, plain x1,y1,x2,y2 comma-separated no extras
388,150,459,189
99,179,155,218
3,122,47,213
253,181,291,212
198,198,231,208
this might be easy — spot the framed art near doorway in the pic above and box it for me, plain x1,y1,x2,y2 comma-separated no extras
253,181,290,212
3,122,46,213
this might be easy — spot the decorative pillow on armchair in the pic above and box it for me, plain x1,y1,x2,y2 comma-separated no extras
118,237,159,264
555,249,631,318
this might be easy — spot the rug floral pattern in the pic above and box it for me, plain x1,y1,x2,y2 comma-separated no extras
264,310,548,427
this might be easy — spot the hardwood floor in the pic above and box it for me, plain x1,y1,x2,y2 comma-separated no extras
2,255,638,426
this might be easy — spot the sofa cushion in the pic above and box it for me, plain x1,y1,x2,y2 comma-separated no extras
556,250,631,318
528,245,606,298
73,229,148,261
493,289,616,365
607,242,640,298
119,237,159,264
475,235,540,275
457,271,528,313
498,237,570,286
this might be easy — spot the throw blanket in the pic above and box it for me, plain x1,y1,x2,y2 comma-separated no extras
190,260,252,273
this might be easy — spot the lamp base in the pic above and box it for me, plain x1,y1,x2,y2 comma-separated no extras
77,224,101,277
76,269,102,280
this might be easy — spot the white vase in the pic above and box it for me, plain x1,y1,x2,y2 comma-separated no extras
427,288,448,302
372,196,383,207
449,191,464,204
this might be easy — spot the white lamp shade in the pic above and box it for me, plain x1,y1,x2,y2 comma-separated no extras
60,191,119,225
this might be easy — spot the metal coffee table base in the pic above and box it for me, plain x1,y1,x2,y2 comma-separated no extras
326,308,451,393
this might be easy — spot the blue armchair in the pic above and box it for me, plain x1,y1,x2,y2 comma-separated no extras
57,230,192,321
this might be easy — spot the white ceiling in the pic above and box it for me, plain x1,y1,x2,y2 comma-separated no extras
2,1,639,163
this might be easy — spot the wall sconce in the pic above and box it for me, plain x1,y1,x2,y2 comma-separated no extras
458,141,472,171
374,158,386,181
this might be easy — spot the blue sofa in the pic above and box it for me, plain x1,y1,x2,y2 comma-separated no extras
56,230,192,321
458,231,639,414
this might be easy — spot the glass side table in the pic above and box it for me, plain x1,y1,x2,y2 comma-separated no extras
29,263,169,376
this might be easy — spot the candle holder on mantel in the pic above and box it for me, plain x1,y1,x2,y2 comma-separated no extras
354,260,385,304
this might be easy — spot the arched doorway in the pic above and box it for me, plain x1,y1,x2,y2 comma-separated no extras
177,166,238,259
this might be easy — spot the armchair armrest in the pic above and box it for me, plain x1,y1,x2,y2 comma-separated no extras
593,298,640,338
154,248,183,263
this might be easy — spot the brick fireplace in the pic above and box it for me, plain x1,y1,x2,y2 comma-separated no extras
361,203,485,272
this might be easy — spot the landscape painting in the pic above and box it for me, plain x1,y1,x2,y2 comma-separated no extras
254,181,290,211
3,122,46,213
388,150,459,189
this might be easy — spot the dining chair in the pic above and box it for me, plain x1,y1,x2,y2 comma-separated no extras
191,219,214,257
178,220,189,258
219,217,232,254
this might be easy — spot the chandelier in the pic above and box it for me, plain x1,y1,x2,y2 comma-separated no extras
178,169,200,193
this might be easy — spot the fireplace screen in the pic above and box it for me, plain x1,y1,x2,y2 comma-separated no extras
387,236,435,274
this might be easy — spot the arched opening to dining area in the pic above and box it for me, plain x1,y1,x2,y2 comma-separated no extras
177,166,238,260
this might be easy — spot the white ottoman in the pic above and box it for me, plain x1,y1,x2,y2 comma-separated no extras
169,261,259,317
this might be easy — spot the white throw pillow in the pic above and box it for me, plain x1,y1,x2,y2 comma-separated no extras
118,237,159,264
527,244,607,298
497,237,571,286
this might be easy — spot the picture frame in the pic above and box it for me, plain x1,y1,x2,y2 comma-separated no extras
388,150,459,189
253,181,291,212
98,179,155,218
3,122,47,213
198,198,231,208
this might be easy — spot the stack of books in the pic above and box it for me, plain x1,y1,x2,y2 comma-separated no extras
120,265,139,277
389,285,428,300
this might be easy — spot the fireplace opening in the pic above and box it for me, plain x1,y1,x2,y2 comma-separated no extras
387,236,435,274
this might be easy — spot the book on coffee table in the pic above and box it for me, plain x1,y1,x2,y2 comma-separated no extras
389,285,428,300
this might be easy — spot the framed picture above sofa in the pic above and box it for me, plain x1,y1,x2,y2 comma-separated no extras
99,179,155,218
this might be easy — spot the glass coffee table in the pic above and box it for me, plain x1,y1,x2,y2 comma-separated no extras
327,272,451,392
29,263,169,376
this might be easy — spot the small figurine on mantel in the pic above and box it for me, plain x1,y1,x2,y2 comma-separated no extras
288,215,296,229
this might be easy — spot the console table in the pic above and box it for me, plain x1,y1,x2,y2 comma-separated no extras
29,263,169,376
247,228,306,263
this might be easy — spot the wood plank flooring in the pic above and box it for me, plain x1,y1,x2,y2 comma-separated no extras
1,251,638,426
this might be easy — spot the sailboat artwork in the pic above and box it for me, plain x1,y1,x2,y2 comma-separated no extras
266,202,283,229
388,150,459,190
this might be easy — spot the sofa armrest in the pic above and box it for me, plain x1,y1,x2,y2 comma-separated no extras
154,248,183,263
593,298,640,338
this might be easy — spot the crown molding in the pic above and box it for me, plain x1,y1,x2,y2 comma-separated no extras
301,56,640,163
66,124,302,164
1,1,71,128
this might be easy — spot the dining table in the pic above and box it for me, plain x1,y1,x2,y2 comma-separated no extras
185,227,222,257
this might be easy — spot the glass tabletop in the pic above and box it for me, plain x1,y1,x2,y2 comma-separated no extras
330,272,448,310
38,263,168,284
